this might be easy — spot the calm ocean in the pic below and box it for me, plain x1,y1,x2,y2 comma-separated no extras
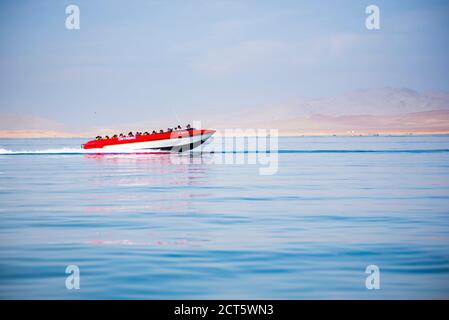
0,136,448,299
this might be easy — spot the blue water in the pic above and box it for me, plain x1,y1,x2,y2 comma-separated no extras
0,136,449,299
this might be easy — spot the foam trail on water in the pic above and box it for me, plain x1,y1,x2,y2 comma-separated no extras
0,147,90,155
0,147,209,155
0,147,158,155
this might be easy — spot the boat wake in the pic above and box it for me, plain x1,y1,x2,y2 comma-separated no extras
0,147,86,155
0,147,173,155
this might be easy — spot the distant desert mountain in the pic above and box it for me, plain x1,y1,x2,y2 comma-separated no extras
301,88,449,116
258,87,449,117
208,88,449,135
1,88,448,137
0,113,65,131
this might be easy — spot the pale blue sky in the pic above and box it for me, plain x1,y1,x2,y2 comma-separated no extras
0,0,448,131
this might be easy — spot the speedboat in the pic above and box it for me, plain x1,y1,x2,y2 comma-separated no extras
82,129,215,153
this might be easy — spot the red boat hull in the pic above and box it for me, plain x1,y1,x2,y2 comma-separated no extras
82,129,215,152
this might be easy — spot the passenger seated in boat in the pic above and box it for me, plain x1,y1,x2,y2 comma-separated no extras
95,136,102,140
128,132,134,137
143,132,149,136
119,133,124,138
167,128,173,132
105,135,110,139
186,124,191,129
152,130,157,134
112,134,118,139
176,125,182,130
136,132,141,137
160,129,164,133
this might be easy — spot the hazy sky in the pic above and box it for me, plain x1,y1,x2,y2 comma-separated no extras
0,0,448,131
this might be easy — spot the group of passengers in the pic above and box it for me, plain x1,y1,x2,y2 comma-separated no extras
95,124,192,140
